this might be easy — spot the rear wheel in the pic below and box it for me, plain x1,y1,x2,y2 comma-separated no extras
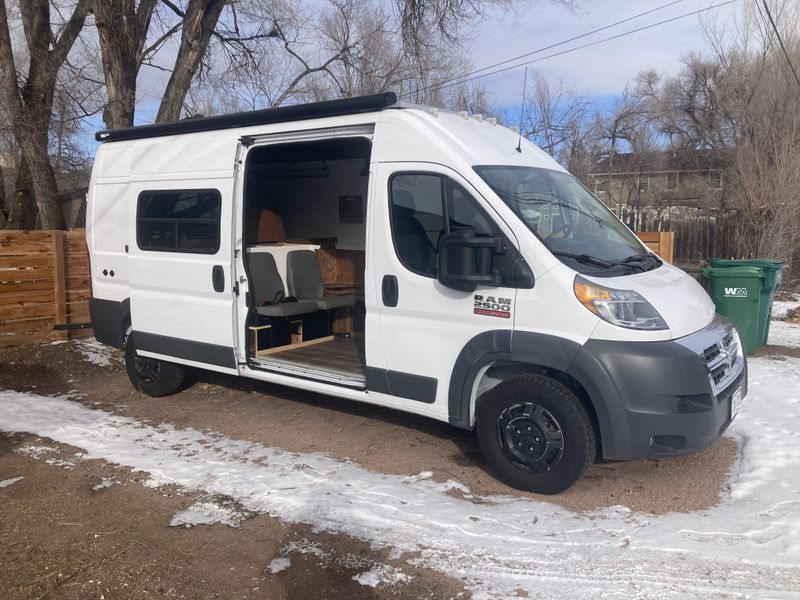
125,335,185,397
476,374,595,494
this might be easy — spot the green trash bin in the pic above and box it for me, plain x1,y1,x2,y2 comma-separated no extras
707,258,786,345
702,266,764,354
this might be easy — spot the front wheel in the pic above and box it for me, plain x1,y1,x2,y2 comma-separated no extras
476,374,595,495
125,335,185,397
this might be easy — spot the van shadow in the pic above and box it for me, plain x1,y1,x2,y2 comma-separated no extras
185,367,486,473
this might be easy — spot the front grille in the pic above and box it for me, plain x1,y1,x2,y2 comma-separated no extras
701,330,741,395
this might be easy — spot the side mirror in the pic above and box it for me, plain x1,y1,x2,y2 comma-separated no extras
437,228,505,292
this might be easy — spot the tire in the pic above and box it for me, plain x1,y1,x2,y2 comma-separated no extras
125,335,185,397
476,374,595,495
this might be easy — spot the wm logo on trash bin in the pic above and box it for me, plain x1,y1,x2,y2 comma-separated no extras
724,287,748,298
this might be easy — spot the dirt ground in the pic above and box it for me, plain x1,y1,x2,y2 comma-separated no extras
0,340,741,598
0,432,467,600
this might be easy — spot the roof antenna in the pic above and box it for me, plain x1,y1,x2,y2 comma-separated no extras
516,66,528,154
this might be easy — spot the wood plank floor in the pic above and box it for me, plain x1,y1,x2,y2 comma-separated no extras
254,336,365,380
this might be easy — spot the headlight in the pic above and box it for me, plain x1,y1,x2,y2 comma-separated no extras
732,329,744,359
573,275,668,330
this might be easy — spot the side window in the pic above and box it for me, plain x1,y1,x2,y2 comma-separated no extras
137,189,221,254
446,180,495,236
389,173,499,277
390,174,444,276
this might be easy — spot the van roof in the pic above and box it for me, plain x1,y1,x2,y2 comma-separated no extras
95,92,399,143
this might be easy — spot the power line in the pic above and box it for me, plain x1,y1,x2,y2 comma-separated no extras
407,0,689,97
759,0,800,92
422,0,739,95
412,0,739,97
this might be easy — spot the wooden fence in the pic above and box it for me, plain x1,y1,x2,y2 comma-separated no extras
637,231,675,263
622,205,740,269
0,229,90,349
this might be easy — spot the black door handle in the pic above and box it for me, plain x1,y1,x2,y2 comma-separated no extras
382,275,398,307
212,265,225,293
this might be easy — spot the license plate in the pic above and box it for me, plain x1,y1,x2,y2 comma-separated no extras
731,387,743,419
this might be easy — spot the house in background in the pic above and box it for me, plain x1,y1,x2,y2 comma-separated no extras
0,153,89,228
586,149,732,214
582,149,739,269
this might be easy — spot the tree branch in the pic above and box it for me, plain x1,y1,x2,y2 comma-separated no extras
51,0,92,67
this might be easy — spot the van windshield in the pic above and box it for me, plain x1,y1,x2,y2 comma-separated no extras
474,165,660,275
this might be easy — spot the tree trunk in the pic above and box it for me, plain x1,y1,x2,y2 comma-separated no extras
156,0,226,123
0,164,7,227
8,157,37,230
19,136,65,229
95,0,158,129
0,0,90,230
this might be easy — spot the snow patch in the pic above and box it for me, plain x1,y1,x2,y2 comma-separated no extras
280,539,327,559
169,494,256,528
443,480,471,494
0,476,23,488
2,355,800,598
265,557,291,574
92,479,115,492
403,470,433,482
44,457,76,469
15,444,56,459
353,564,410,588
73,338,120,367
772,295,800,319
768,320,800,348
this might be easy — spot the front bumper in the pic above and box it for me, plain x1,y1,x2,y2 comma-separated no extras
567,315,747,460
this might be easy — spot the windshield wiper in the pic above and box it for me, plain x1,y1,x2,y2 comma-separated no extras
551,251,613,269
614,253,662,272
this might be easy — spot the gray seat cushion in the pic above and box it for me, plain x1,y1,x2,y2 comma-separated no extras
286,250,326,299
249,252,287,306
309,295,356,310
255,301,318,317
286,250,356,311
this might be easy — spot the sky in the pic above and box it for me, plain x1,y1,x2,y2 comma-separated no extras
458,0,742,107
81,0,743,152
129,0,742,118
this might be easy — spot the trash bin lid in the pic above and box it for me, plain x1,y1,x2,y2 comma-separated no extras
701,266,765,279
708,258,786,271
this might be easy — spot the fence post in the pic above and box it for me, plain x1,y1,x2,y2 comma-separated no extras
51,230,67,340
659,231,675,263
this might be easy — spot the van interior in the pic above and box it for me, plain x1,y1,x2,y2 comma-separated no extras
243,137,370,387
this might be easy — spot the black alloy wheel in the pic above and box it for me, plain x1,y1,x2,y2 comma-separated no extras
497,402,564,473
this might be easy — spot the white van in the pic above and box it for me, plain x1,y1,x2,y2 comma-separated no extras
87,92,746,494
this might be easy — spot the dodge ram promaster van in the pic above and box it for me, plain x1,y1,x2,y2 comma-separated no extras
87,92,746,494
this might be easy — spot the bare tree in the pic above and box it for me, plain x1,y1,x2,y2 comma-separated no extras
157,0,226,122
94,0,159,129
396,0,514,56
522,74,589,163
185,0,495,114
0,0,91,229
0,161,6,227
0,102,10,226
